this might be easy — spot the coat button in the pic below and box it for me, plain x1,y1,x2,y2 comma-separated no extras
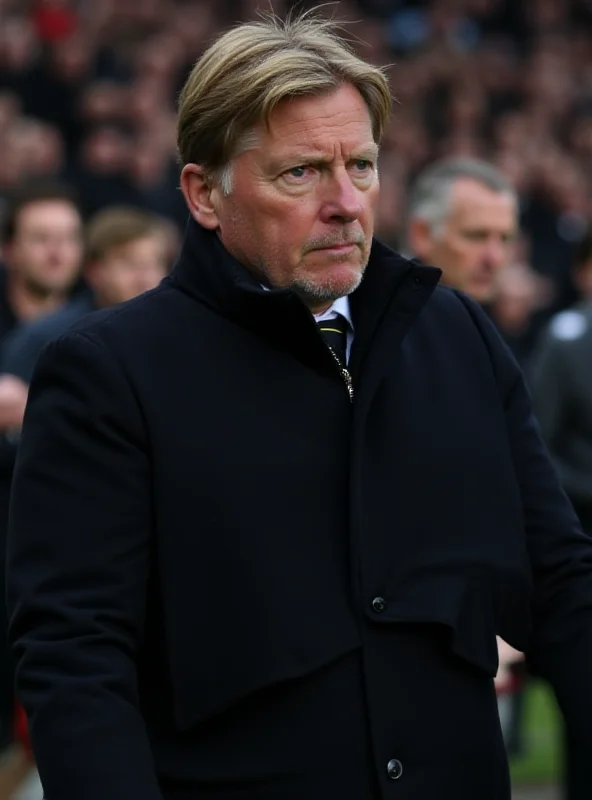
412,276,423,289
387,758,403,780
371,596,386,613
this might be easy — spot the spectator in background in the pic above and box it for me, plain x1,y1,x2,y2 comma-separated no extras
530,228,592,537
0,181,82,426
405,156,517,305
529,227,592,800
0,179,82,754
404,156,551,363
74,125,138,218
1,205,171,392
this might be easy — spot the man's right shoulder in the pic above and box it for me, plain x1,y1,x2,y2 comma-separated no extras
64,279,194,346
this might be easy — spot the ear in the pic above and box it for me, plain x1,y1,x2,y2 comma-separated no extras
180,164,221,230
407,218,434,262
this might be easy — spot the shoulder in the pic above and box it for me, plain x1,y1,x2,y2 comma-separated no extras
43,279,199,382
423,282,501,342
419,284,522,398
65,280,181,350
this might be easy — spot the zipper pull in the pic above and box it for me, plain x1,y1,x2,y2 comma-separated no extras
326,345,354,402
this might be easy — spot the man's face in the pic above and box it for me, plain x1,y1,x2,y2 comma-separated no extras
89,234,168,307
6,200,83,296
204,83,380,312
411,178,517,304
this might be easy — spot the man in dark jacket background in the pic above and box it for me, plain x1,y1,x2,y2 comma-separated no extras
530,228,592,537
6,11,592,800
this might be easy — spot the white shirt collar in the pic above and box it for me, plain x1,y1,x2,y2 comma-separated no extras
260,284,354,332
312,295,353,332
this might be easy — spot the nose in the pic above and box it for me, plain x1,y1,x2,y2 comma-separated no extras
51,241,69,263
320,169,364,224
483,236,509,270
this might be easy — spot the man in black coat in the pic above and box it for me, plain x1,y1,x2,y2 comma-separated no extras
6,12,592,800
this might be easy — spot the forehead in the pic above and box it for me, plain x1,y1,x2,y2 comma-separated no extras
448,178,517,229
259,83,375,155
105,234,163,257
17,200,80,229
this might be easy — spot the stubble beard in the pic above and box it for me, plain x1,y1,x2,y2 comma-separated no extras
290,267,364,306
290,244,369,306
23,274,68,299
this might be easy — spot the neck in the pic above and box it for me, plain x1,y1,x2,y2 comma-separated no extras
8,278,67,323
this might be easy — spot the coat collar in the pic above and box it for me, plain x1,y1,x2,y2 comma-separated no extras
169,219,442,382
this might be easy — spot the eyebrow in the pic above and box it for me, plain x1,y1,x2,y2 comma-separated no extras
268,143,379,172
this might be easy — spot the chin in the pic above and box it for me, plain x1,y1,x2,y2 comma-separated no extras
295,264,364,303
470,285,496,305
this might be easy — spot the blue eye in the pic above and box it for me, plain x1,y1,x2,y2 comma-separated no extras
287,166,307,178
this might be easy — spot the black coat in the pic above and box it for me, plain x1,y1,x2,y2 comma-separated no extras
7,221,592,800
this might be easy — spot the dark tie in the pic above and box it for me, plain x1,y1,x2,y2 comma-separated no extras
317,315,348,366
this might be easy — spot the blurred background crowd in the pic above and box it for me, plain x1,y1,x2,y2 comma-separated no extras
2,0,592,350
1,0,592,797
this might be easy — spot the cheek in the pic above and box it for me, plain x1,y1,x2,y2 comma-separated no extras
69,243,83,263
366,184,380,217
447,238,474,267
250,205,311,259
30,247,49,267
221,203,264,252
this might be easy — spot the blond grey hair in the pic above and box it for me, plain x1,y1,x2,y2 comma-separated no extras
177,10,392,194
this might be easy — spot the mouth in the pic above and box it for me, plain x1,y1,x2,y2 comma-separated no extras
314,243,358,254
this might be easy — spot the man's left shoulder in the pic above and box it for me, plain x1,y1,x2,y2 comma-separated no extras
420,283,492,332
415,285,518,385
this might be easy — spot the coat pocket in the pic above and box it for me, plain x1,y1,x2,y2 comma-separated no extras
164,599,361,731
366,566,533,678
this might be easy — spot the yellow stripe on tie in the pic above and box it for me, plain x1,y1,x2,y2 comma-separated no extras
319,327,342,334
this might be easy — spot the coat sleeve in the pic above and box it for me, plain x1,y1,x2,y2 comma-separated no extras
6,331,164,800
457,293,592,753
529,329,592,503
